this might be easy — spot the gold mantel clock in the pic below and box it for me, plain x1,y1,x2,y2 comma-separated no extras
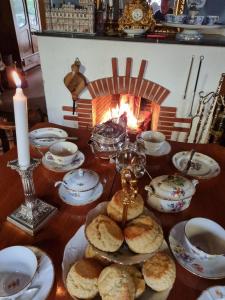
118,0,155,36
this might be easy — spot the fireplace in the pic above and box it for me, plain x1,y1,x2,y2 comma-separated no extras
62,57,191,140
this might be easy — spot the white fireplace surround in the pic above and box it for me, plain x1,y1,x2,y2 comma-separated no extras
37,36,225,142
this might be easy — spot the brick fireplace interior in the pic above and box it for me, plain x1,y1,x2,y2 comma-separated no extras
62,57,192,141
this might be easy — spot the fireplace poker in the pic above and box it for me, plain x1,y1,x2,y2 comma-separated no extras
183,55,195,100
188,55,204,117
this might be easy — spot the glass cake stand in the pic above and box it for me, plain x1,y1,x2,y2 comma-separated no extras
162,22,225,41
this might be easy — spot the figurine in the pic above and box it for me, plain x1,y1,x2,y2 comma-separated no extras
64,58,87,115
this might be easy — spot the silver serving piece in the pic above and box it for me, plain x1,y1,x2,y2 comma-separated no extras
7,158,57,235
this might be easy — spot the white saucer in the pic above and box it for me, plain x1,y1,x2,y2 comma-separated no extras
145,141,171,157
198,286,225,300
169,221,225,279
58,182,103,206
29,127,68,148
42,150,85,172
18,246,54,300
172,151,220,179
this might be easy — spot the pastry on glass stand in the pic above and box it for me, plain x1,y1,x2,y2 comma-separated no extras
85,168,164,265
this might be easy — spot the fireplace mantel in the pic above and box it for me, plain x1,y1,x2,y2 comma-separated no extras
37,34,225,142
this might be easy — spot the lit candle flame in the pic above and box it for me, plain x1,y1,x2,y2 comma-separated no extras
12,71,22,88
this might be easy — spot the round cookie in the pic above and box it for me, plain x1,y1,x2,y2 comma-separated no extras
98,264,136,300
118,265,145,298
66,258,103,299
124,215,163,254
142,251,176,292
107,190,144,222
86,214,124,252
85,244,110,266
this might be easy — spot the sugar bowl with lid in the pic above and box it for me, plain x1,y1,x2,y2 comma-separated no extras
55,168,100,202
145,174,198,213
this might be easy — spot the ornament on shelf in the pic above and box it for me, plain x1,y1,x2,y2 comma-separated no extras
118,0,155,36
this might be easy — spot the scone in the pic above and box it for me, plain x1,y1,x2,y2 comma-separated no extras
86,214,124,252
66,258,103,299
107,190,144,222
117,265,145,298
85,244,110,266
124,215,163,254
142,251,176,292
98,264,136,300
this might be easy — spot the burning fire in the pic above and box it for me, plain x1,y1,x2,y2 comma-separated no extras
101,95,138,130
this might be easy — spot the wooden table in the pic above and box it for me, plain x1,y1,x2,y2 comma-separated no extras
0,122,225,300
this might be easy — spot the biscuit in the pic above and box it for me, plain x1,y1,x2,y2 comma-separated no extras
66,258,103,299
107,190,144,222
124,215,163,254
142,251,176,292
98,264,135,300
85,244,110,266
117,265,145,298
86,214,124,252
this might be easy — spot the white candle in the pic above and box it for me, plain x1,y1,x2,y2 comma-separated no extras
109,0,113,7
12,71,30,169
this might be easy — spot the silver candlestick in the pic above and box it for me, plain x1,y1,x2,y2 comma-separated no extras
7,158,58,235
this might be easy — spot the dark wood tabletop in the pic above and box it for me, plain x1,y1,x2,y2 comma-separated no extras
0,122,225,300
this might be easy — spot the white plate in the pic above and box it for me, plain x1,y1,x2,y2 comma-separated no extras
17,246,55,300
29,127,68,148
42,150,85,172
145,141,171,157
62,225,172,300
123,28,148,36
198,286,225,300
58,182,103,206
172,151,220,179
169,221,225,279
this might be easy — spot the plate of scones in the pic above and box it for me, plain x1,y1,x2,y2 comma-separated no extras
62,191,176,300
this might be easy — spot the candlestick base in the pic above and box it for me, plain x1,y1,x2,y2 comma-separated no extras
7,199,57,235
7,158,58,235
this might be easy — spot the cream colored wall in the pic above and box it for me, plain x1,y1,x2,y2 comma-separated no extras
37,36,225,142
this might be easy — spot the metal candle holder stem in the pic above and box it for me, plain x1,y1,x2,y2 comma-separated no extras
121,168,138,227
7,158,57,235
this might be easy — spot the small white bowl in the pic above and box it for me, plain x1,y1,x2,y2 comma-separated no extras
0,246,37,299
184,218,225,260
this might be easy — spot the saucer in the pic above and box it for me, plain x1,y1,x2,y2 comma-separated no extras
42,150,85,172
58,182,103,206
20,246,54,300
172,151,220,179
29,127,68,148
169,221,225,279
198,286,225,300
145,141,171,157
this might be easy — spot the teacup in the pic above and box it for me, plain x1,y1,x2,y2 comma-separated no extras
46,141,78,165
184,217,225,260
187,15,204,25
139,131,166,153
206,15,219,25
165,14,174,23
0,246,37,299
173,14,186,24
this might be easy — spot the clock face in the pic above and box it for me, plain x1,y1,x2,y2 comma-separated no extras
131,8,144,21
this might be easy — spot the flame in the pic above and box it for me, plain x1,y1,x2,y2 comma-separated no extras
12,71,21,88
101,95,138,130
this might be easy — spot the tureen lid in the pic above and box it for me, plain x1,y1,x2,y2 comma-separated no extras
63,168,99,192
150,174,196,200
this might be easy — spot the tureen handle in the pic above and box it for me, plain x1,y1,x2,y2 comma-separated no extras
55,181,65,188
145,185,154,193
192,179,199,187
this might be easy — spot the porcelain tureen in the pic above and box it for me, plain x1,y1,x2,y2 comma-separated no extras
145,174,198,213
